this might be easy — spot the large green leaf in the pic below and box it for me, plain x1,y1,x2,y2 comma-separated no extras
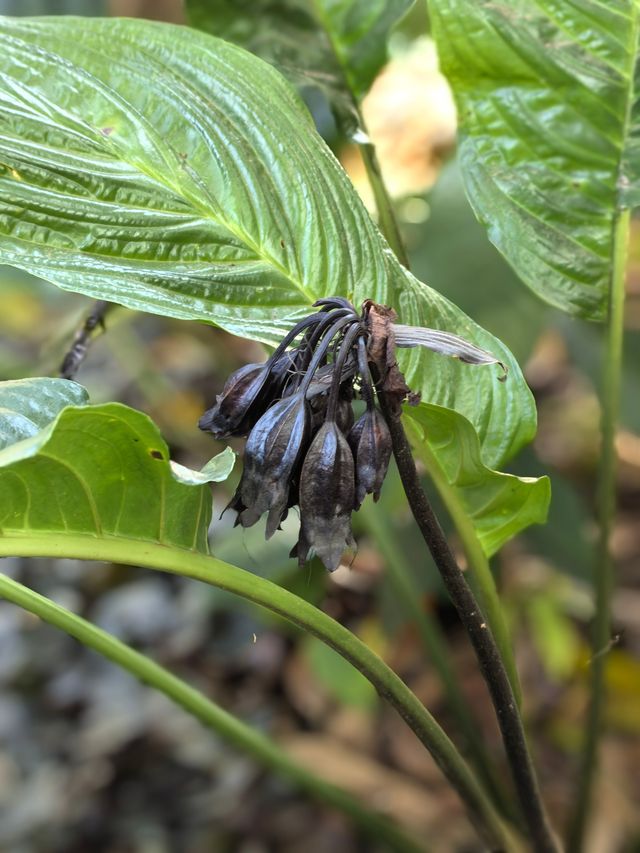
429,0,640,320
186,0,413,115
405,405,550,557
0,377,88,449
0,387,234,549
0,16,546,549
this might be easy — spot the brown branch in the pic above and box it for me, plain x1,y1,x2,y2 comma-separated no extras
59,300,112,380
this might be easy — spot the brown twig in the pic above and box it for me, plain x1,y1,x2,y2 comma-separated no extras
59,300,112,379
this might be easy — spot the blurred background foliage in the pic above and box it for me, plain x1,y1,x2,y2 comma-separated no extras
1,1,640,851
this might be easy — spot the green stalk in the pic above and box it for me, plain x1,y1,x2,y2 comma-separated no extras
0,532,517,852
360,501,520,826
357,126,410,268
308,0,410,269
0,572,424,853
566,207,629,853
407,431,522,707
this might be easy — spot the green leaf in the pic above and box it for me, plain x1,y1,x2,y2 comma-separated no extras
0,16,546,548
0,395,235,551
429,0,640,320
186,0,413,114
405,405,550,557
0,377,88,449
170,446,236,485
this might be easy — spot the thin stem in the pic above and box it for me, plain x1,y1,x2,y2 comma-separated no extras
0,532,517,852
360,501,520,827
405,422,522,707
59,300,112,379
300,315,356,396
354,103,520,708
356,336,376,409
566,207,629,852
327,323,363,420
356,114,410,268
377,391,559,853
0,572,424,853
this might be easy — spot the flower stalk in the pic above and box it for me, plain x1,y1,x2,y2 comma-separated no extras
375,387,558,853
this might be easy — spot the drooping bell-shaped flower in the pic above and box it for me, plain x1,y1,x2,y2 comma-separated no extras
348,406,392,509
202,298,508,573
236,392,309,538
293,421,356,572
199,313,331,439
198,362,272,439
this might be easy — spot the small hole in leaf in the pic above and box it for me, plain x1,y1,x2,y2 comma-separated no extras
149,449,164,460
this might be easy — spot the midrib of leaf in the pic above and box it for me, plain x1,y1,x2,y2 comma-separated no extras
5,30,317,307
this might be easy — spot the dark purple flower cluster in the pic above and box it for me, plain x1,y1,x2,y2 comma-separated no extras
199,298,392,571
200,297,506,571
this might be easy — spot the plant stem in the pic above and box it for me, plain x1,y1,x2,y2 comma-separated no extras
0,532,517,852
0,572,424,853
408,428,523,707
360,501,520,827
357,125,410,269
354,108,520,708
377,391,559,853
59,300,112,379
566,207,629,853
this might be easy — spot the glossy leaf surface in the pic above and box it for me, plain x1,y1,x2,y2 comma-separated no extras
0,377,88,449
0,395,233,551
429,0,640,319
0,16,547,547
406,405,550,557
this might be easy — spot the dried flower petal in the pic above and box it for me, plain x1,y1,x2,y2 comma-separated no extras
294,421,356,571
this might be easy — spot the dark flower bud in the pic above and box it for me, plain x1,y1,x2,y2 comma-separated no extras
293,421,356,572
236,393,309,538
199,362,271,439
309,394,328,434
270,348,301,387
336,381,355,435
348,406,392,509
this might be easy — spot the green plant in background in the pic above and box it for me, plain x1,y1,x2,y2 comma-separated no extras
427,2,639,848
0,2,635,850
